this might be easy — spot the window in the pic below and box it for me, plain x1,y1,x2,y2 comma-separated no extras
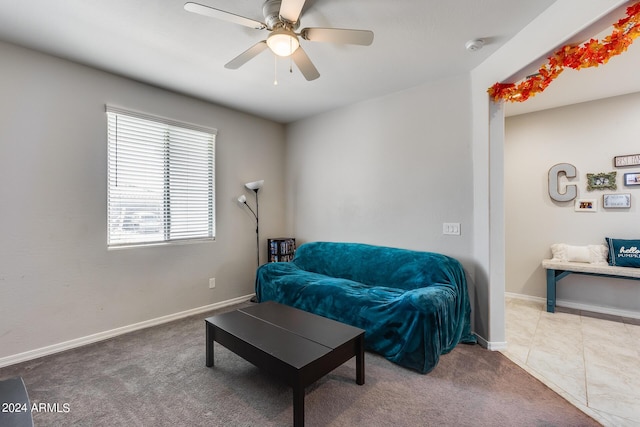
106,106,216,248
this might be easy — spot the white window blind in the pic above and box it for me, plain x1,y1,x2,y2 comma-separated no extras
106,106,216,248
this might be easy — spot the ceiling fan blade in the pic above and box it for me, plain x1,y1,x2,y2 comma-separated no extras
301,28,374,46
279,0,306,24
225,41,269,69
184,2,266,30
291,46,320,81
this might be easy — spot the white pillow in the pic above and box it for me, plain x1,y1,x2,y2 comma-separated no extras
550,243,608,264
588,244,609,265
566,245,590,263
550,243,568,261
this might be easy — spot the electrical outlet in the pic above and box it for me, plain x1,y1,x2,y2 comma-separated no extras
209,278,216,289
442,223,461,235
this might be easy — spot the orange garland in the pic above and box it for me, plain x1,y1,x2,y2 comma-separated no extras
489,2,640,103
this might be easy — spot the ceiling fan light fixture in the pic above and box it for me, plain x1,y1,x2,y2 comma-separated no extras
267,28,299,57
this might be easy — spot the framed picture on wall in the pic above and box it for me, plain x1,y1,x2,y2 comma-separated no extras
614,154,640,168
574,199,598,212
603,193,631,208
586,172,617,191
624,172,640,186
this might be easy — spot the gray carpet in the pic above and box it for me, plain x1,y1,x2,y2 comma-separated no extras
0,302,600,427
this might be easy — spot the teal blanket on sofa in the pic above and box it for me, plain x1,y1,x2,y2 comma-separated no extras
255,242,476,374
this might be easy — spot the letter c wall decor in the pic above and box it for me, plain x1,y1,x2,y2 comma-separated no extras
548,163,577,202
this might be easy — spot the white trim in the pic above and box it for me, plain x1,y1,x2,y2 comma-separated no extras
105,104,218,135
474,333,508,351
505,292,640,320
486,341,508,351
505,292,543,304
474,334,488,348
557,299,640,320
0,294,254,369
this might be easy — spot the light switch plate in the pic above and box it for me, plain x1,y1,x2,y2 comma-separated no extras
442,223,461,235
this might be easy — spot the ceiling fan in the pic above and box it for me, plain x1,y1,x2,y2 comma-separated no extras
184,0,374,81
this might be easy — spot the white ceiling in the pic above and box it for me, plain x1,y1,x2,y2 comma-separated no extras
0,0,638,123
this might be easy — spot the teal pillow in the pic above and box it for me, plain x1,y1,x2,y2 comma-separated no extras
606,238,640,267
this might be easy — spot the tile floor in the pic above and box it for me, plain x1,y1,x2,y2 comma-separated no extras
501,296,640,427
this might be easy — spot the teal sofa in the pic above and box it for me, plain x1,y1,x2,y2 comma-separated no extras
255,241,476,374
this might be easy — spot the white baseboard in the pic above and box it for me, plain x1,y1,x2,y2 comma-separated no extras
487,342,508,351
505,292,640,320
504,292,543,304
0,294,254,369
474,334,507,351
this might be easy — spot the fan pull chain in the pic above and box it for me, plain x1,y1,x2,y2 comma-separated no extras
289,38,294,74
274,55,278,86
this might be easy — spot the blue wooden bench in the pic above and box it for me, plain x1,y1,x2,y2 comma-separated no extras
542,259,640,313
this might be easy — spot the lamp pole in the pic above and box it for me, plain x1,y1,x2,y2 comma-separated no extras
253,188,259,268
238,179,264,270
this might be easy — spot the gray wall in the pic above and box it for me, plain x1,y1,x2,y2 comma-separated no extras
0,41,287,360
285,76,475,309
506,92,640,316
286,76,473,259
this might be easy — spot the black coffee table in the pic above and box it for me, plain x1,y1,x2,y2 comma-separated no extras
205,301,365,427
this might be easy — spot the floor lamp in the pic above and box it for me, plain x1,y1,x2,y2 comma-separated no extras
237,179,264,269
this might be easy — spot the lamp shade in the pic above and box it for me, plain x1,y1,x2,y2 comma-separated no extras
237,194,247,203
267,29,299,57
245,180,264,191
